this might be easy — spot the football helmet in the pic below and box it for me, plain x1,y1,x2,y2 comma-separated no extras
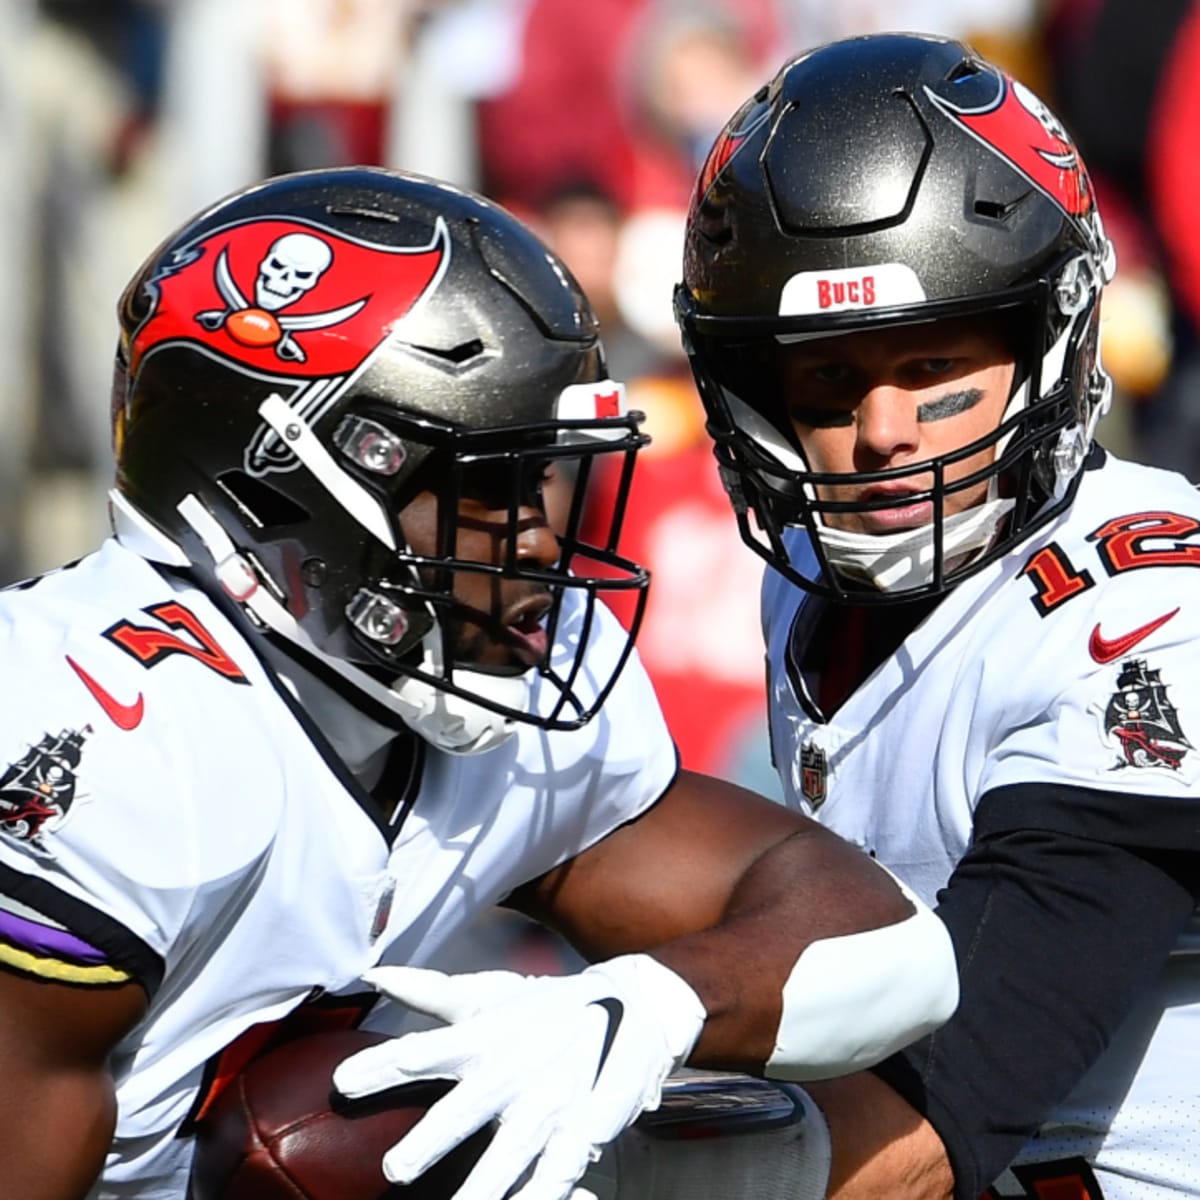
111,167,649,752
675,32,1116,603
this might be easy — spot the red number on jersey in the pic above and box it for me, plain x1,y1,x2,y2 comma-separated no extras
104,601,248,682
1024,510,1200,614
1088,510,1200,573
1021,543,1094,616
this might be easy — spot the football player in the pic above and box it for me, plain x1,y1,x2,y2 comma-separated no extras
673,30,1200,1200
0,167,957,1200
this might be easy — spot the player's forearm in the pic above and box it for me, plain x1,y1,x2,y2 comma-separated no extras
650,832,958,1078
808,1073,954,1200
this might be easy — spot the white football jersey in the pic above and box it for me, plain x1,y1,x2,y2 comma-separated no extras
0,539,676,1199
763,454,1200,1199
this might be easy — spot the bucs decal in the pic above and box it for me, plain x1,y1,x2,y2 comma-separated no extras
1102,657,1192,772
0,726,92,847
799,741,828,809
925,71,1095,222
129,215,449,476
193,230,366,364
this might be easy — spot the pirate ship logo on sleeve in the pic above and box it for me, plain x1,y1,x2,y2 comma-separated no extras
1103,658,1192,772
0,726,93,847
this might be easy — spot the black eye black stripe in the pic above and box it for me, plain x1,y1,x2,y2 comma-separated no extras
917,387,985,422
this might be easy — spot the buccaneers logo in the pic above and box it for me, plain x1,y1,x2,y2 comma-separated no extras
128,216,449,474
925,71,1095,221
0,726,92,847
1103,657,1191,772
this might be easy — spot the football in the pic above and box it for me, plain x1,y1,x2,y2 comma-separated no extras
190,1028,491,1199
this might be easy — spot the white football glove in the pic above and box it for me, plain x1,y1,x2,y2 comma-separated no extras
332,954,706,1200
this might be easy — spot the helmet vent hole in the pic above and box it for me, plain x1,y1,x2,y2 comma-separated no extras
413,338,487,365
325,205,403,225
946,60,983,83
974,198,1017,221
216,470,311,529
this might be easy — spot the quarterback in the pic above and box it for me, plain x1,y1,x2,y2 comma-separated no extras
676,31,1200,1200
0,167,957,1200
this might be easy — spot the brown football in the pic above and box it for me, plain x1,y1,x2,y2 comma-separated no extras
190,1028,491,1199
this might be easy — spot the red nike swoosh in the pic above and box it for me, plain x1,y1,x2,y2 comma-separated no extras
66,656,145,730
1088,608,1180,665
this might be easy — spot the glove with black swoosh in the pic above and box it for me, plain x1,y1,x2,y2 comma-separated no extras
332,956,706,1200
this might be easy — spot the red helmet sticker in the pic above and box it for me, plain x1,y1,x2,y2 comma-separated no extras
690,130,747,219
130,217,448,379
926,73,1095,219
689,107,769,220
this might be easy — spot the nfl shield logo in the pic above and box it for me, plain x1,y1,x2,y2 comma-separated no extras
800,742,828,809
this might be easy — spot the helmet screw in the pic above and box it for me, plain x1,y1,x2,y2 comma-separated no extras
285,423,302,441
300,557,328,587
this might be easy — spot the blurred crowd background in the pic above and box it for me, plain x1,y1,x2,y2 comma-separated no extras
2,0,1197,817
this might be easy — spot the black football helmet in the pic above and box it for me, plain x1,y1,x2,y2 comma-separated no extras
111,167,649,751
675,32,1116,603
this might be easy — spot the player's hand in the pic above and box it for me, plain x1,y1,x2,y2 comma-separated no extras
332,955,706,1200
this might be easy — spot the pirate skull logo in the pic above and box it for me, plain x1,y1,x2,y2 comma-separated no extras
194,233,367,364
256,233,333,311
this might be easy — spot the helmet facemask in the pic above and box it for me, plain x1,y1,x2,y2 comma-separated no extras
676,33,1117,606
333,407,651,749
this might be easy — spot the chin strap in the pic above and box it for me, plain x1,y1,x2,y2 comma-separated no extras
816,485,1015,593
390,636,527,756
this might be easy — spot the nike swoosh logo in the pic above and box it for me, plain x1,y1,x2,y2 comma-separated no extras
1088,608,1180,664
66,656,145,730
589,997,625,1087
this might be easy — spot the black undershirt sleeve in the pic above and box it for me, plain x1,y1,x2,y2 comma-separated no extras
870,782,1199,1200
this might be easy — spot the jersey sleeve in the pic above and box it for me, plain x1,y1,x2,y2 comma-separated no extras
0,857,164,992
558,592,679,818
886,542,1200,1196
0,680,285,1002
0,592,286,1002
872,809,1198,1199
975,564,1200,843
